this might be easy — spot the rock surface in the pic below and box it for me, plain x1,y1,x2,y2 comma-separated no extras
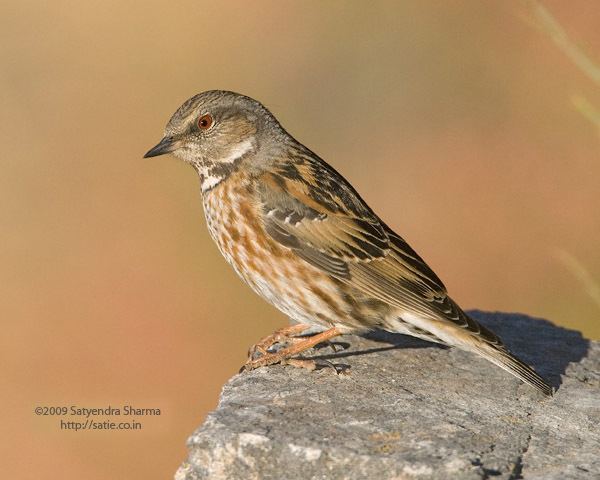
175,311,599,480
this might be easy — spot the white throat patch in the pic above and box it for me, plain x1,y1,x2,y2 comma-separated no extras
221,139,254,164
200,139,254,192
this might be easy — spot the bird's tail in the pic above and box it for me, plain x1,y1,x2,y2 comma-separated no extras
470,340,553,396
386,307,553,395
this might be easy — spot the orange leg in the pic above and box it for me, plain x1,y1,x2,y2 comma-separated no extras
241,327,342,372
246,323,312,361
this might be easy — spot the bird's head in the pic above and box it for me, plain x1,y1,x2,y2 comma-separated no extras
144,91,283,171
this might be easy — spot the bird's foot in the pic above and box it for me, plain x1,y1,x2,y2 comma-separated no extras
282,357,343,374
246,323,311,361
240,326,342,373
243,355,341,374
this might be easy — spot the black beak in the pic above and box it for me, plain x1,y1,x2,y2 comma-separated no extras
143,136,177,158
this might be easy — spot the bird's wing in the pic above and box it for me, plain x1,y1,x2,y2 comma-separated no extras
256,159,501,345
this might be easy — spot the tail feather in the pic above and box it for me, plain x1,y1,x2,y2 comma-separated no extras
388,310,553,396
455,308,553,396
474,343,553,396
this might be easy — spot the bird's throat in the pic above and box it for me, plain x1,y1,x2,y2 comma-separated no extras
197,139,256,193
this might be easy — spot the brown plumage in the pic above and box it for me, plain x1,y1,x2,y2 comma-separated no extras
145,90,552,396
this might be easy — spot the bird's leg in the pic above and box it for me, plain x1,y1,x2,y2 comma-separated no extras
246,323,312,361
241,327,342,372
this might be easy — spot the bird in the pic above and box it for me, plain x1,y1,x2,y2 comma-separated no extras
144,90,552,396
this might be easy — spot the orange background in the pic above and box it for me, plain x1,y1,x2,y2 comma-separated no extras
2,1,599,479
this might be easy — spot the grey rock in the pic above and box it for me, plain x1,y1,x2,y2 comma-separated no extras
175,312,599,480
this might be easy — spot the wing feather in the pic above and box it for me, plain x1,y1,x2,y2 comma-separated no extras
256,162,501,345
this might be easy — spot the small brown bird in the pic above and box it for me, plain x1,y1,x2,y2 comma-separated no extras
145,90,552,396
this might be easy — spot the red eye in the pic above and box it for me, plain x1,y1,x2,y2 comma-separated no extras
198,114,213,130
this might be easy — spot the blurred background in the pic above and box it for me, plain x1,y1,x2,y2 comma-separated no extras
2,1,599,478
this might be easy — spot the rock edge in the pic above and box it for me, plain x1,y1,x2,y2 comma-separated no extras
176,312,599,480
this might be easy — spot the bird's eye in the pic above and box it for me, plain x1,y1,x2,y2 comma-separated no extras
197,114,214,130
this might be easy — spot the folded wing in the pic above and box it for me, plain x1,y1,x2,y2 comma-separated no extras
256,160,500,345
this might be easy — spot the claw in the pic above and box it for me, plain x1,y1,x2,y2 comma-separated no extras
239,326,343,374
315,359,339,373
